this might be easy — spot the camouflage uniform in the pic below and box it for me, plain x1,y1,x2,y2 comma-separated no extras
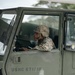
34,37,54,51
33,25,55,51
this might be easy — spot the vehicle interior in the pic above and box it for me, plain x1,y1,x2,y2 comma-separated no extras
14,15,59,51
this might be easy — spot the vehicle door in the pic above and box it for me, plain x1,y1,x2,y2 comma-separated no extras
63,13,75,75
3,9,63,75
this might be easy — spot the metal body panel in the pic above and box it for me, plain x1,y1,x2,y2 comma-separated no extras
63,51,75,75
6,50,61,75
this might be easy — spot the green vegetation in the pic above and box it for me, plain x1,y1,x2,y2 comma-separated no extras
33,0,75,9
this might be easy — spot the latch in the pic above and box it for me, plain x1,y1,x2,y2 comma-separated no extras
11,56,21,64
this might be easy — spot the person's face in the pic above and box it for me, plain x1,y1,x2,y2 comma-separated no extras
34,32,43,41
34,32,39,40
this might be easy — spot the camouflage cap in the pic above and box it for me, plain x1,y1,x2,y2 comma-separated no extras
35,25,49,37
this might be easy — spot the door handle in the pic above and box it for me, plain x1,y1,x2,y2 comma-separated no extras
11,56,21,64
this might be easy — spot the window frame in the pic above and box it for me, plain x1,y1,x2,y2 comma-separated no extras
0,9,17,60
12,10,63,52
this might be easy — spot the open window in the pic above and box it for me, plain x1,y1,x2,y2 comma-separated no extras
14,14,59,52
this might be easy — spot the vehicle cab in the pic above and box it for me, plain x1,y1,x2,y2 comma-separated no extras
0,7,75,75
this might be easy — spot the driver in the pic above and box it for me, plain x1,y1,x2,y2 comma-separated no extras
22,25,55,51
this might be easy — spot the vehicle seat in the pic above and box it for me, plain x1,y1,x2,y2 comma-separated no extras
53,35,58,48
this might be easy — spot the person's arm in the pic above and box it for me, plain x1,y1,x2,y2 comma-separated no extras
33,38,54,51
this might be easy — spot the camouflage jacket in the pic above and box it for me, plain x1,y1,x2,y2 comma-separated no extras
33,37,55,51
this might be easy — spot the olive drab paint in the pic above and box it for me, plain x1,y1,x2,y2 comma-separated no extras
0,7,75,75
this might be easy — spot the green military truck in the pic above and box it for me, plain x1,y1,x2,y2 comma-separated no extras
0,7,75,75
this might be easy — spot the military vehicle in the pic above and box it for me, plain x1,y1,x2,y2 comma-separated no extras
0,7,75,75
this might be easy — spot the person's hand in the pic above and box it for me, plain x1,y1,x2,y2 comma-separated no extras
22,47,29,51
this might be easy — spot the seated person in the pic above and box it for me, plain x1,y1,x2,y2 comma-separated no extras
22,25,55,51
